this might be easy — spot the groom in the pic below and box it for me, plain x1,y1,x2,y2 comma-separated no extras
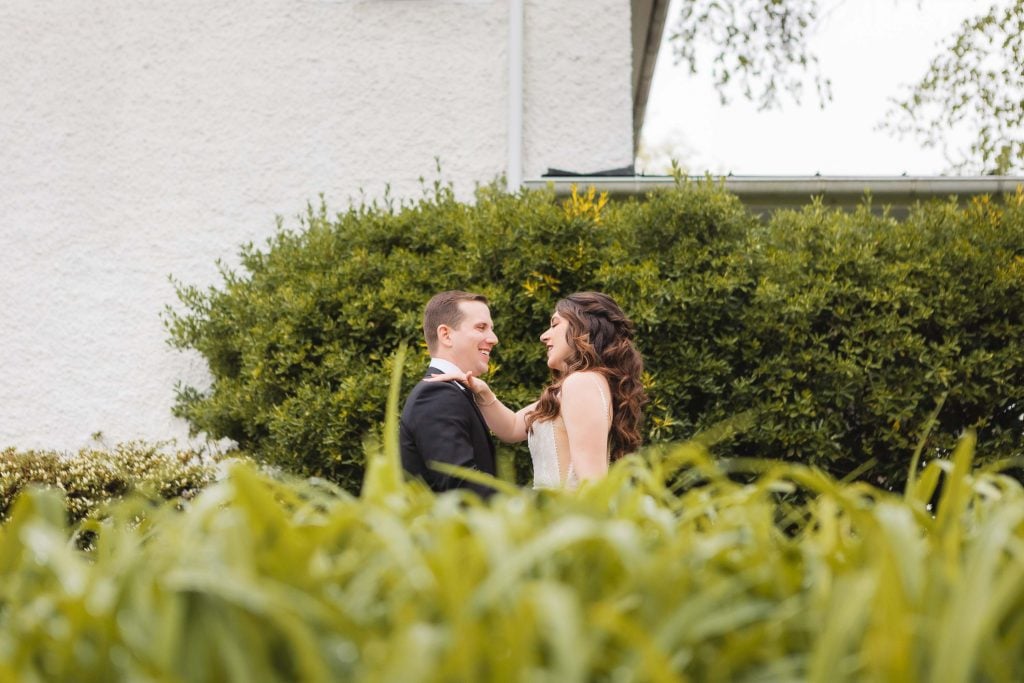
399,290,499,497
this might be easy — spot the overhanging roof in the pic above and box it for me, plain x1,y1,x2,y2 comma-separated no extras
632,0,670,152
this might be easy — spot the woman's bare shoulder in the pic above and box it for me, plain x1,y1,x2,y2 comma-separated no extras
561,370,609,393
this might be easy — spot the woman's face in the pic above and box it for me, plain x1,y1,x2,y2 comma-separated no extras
539,311,572,371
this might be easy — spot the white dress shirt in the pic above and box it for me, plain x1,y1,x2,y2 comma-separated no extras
428,357,465,376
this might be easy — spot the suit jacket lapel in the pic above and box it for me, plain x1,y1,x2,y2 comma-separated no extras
425,366,495,460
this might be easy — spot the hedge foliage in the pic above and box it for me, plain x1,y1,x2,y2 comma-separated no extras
166,181,1024,491
0,442,221,523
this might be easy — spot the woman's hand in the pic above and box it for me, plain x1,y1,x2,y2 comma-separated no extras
425,371,491,401
426,371,529,443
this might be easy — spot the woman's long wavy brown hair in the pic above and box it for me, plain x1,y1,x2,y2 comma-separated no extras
525,292,648,460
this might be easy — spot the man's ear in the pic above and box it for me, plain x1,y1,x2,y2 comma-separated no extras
436,324,453,347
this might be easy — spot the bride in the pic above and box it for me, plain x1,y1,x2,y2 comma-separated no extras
430,291,647,489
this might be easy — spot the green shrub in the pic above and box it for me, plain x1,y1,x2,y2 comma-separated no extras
0,442,222,523
1,431,1023,681
166,181,1024,490
732,195,1024,487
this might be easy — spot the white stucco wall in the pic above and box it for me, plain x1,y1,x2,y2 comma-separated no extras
0,0,633,450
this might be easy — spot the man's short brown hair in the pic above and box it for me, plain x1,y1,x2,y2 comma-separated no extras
423,290,488,353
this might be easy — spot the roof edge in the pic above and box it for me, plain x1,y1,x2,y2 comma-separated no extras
526,175,1024,197
525,175,1024,216
632,0,670,153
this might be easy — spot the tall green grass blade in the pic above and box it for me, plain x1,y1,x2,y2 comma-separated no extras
935,430,977,567
930,500,1024,683
362,342,407,502
904,392,947,498
427,461,520,497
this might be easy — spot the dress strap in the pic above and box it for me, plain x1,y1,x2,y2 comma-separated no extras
592,373,611,425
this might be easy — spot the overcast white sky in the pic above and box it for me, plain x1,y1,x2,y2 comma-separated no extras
639,0,991,176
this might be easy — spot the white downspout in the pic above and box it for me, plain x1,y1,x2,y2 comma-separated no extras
507,0,524,192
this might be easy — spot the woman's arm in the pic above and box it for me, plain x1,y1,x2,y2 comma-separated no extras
426,372,533,443
476,391,535,443
560,371,612,481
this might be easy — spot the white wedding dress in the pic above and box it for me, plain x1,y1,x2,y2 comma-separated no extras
528,375,611,490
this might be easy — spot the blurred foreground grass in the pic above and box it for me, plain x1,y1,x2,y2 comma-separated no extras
2,426,1023,682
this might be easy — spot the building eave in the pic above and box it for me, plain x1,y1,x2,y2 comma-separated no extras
525,175,1024,216
632,0,670,154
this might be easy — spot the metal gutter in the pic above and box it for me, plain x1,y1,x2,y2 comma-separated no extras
507,0,524,191
524,175,1024,215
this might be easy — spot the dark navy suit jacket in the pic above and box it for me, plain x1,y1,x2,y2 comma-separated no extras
399,367,496,498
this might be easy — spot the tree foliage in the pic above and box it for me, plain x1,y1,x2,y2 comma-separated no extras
884,0,1024,174
668,0,830,110
668,0,1024,173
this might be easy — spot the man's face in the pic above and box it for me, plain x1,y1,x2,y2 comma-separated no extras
439,300,498,375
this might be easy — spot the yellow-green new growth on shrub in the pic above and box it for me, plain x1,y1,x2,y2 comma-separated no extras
0,441,223,524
